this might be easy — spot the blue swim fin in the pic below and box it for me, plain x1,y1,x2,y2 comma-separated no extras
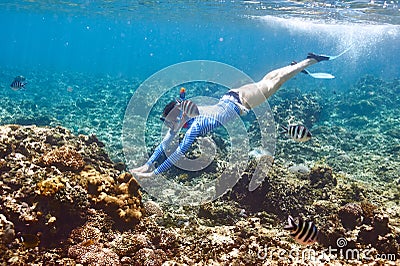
307,45,353,62
302,69,335,79
326,45,353,60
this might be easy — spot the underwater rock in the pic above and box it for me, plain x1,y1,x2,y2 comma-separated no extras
309,165,337,189
373,214,390,236
14,116,53,126
76,98,97,109
69,222,102,245
198,200,242,225
0,158,10,174
287,164,310,175
154,229,179,252
360,201,378,224
350,100,377,116
338,203,363,230
226,160,316,217
357,213,399,254
346,116,369,127
386,128,400,139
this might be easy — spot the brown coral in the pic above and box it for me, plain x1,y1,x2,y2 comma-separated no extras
357,213,399,254
0,214,15,245
79,165,115,195
338,202,363,230
133,248,166,266
78,167,143,224
35,176,65,197
309,165,337,188
143,201,163,217
110,232,150,256
41,145,85,172
68,242,121,266
69,223,102,245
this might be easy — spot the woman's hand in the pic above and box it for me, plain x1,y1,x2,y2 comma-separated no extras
134,171,156,179
130,164,150,173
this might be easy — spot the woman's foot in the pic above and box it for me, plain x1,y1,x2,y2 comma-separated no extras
307,53,330,62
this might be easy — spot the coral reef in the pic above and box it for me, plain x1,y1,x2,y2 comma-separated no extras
143,201,164,217
270,89,323,128
309,164,337,189
338,202,363,230
0,214,15,244
110,232,151,256
0,125,142,264
133,248,166,266
0,74,399,265
68,242,121,266
40,145,85,172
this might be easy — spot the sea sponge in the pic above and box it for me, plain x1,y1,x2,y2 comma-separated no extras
41,146,85,172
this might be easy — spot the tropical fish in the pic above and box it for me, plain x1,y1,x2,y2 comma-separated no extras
10,76,27,91
20,233,40,248
280,124,311,142
177,99,199,118
284,215,318,245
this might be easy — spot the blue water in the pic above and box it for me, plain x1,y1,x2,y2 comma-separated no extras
1,1,399,87
0,1,399,163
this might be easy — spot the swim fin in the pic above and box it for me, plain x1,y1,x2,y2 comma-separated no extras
301,69,335,79
309,45,354,61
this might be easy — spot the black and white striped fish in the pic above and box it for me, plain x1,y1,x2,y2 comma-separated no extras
280,124,312,142
10,76,27,91
284,215,319,245
177,99,199,118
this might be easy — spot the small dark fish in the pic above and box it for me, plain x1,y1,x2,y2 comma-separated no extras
10,76,27,91
280,124,311,142
284,215,318,245
177,99,199,118
20,233,40,248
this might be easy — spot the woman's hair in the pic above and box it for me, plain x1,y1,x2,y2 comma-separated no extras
162,101,177,118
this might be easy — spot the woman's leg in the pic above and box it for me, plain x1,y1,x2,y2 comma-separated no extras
231,58,318,109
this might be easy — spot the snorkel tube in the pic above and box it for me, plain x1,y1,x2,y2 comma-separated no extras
179,87,186,101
